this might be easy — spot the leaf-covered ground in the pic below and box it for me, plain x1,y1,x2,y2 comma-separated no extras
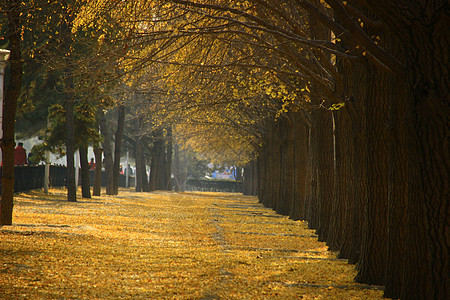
1,189,384,299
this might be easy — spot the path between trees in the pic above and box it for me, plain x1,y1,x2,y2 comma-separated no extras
1,189,384,299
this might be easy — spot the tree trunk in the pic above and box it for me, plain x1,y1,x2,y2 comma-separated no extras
165,126,173,191
251,160,258,196
93,147,102,196
65,90,76,202
315,109,334,242
79,146,91,198
269,120,281,210
279,116,295,216
100,110,114,195
149,136,160,191
140,150,149,192
1,0,22,225
257,124,269,204
135,137,143,192
290,112,308,221
383,36,408,299
173,142,182,192
302,125,316,224
327,111,347,251
134,117,144,192
243,163,252,195
401,9,449,297
112,105,125,195
334,57,369,265
355,62,390,286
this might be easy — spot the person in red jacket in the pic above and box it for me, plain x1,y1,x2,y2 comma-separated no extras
14,142,27,165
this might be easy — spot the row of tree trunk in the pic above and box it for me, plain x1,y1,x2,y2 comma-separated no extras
243,28,448,300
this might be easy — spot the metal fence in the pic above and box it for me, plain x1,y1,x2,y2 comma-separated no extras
185,179,242,193
0,165,135,193
0,166,241,194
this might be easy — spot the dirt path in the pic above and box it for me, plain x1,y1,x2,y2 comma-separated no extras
1,189,384,299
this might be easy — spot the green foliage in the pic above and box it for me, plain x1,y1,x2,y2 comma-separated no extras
45,100,100,156
187,153,210,180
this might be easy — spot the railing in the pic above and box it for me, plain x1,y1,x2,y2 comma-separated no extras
7,165,67,193
185,179,242,193
0,165,135,193
1,166,241,194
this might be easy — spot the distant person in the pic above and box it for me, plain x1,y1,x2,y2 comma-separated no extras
14,142,27,165
89,158,96,170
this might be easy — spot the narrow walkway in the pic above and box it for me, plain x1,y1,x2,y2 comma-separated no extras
1,189,384,299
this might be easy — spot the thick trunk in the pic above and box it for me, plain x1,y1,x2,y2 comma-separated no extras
243,163,252,195
327,111,348,251
112,105,125,195
79,146,91,198
99,111,114,195
290,112,308,221
165,126,172,191
1,0,22,225
134,117,144,192
257,157,264,201
278,116,295,216
270,121,282,210
93,147,102,196
65,92,76,202
383,37,408,299
302,126,316,224
140,151,149,192
257,126,269,204
315,109,334,242
251,160,258,196
173,142,183,192
92,114,102,196
402,13,449,297
335,57,369,264
356,62,390,286
135,137,143,192
149,134,162,191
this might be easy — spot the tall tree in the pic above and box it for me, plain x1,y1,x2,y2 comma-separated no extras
0,0,22,225
112,104,125,194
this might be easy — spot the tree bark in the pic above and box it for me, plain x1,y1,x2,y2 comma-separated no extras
140,150,149,192
355,62,390,286
112,105,125,195
165,126,173,191
149,132,163,191
251,160,258,196
93,147,102,196
243,163,252,195
401,7,449,296
269,120,281,210
173,142,183,192
99,110,114,195
1,0,22,225
315,108,334,242
134,118,144,192
278,116,295,216
79,146,91,198
64,90,76,202
290,112,308,221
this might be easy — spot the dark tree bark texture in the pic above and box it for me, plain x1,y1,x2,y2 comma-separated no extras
79,146,91,199
1,0,22,225
112,105,125,195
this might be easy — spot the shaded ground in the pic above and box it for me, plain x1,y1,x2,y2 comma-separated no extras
1,189,384,299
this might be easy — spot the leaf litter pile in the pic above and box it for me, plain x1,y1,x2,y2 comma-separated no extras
1,189,384,299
